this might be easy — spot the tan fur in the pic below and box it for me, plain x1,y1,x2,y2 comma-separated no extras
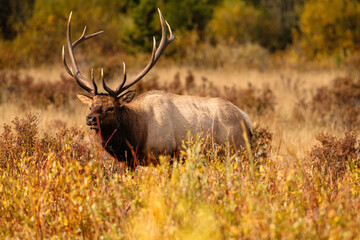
124,90,252,155
78,90,252,166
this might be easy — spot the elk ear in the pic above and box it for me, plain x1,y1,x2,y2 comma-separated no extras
118,90,136,104
77,94,93,106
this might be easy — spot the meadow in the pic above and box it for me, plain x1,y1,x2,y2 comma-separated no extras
1,0,360,238
0,63,359,239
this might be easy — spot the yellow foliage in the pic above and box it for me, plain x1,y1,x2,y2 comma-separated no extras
208,0,259,45
299,0,360,59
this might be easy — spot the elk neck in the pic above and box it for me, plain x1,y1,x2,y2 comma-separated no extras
99,103,148,162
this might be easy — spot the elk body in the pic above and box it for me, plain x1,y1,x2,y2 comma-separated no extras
63,9,253,168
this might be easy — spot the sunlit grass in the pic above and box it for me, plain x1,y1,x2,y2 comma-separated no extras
1,66,360,239
0,113,359,239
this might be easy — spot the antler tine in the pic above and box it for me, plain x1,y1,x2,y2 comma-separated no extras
118,8,175,93
91,68,98,95
155,8,175,60
103,62,127,97
73,26,104,48
114,62,127,94
64,11,103,95
101,68,117,97
62,45,74,77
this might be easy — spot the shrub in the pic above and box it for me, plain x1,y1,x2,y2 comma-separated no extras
223,83,275,115
0,113,39,168
250,124,273,160
0,113,94,170
309,131,360,184
294,77,360,128
0,72,79,108
312,77,360,128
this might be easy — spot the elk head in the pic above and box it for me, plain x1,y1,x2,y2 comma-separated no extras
62,9,175,131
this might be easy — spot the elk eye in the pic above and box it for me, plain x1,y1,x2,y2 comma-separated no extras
107,107,114,112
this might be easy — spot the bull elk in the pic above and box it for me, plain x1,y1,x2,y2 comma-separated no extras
62,9,253,168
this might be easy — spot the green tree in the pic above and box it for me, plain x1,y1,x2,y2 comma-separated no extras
255,0,303,51
163,0,218,33
2,0,132,65
127,0,218,51
0,0,35,40
208,0,303,51
125,0,159,52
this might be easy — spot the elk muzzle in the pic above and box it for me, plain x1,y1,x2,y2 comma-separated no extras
86,114,98,126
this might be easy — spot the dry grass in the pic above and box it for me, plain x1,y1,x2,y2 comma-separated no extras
0,114,359,239
0,65,352,155
0,65,355,157
1,65,359,239
0,102,87,130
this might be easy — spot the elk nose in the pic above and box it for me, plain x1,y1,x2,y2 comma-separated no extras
86,115,97,125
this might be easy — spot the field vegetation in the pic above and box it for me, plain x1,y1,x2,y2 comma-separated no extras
0,66,359,239
1,0,360,239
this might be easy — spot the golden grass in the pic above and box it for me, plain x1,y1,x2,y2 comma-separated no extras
0,101,88,130
0,116,359,239
2,65,350,154
1,65,359,239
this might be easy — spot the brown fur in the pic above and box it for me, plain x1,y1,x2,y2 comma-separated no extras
64,10,246,168
78,90,253,168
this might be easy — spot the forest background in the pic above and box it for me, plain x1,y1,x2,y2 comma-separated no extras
1,0,360,69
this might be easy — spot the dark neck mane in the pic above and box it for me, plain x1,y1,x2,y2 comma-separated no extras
98,104,148,167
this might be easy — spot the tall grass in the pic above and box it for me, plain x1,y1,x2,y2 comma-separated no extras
0,114,359,239
1,67,360,238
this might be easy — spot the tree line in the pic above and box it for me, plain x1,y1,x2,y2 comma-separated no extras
1,0,360,66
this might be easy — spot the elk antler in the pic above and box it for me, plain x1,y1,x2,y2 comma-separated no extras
102,8,175,98
110,8,175,97
62,9,175,98
102,62,127,97
62,11,103,95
